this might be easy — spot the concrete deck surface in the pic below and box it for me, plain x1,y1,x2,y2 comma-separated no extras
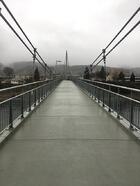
0,80,140,186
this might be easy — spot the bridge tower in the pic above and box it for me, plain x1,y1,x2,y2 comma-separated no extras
64,50,71,79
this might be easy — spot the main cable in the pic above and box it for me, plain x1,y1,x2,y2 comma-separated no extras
106,20,140,57
0,10,46,70
0,0,51,73
105,7,140,50
91,7,140,66
94,20,140,68
0,0,34,49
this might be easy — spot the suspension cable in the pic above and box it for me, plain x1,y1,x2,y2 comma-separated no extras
91,7,140,66
94,20,140,68
0,10,46,69
0,0,51,73
0,0,35,49
91,52,103,65
105,7,140,50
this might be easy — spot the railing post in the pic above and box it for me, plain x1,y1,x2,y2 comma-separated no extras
117,96,120,119
21,95,24,118
46,86,48,97
97,88,100,103
43,86,45,99
91,86,94,99
102,90,105,107
38,88,41,103
46,85,48,97
130,100,134,129
34,89,36,107
43,86,45,98
108,92,111,112
29,92,31,111
41,87,43,100
9,100,13,129
94,87,97,100
90,86,92,97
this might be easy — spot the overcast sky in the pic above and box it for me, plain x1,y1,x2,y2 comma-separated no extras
0,0,140,67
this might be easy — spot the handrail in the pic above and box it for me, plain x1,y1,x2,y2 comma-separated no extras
0,81,51,105
0,78,62,134
82,79,140,93
0,79,51,92
73,78,140,130
83,80,140,104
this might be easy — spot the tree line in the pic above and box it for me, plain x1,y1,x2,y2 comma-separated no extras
83,66,136,82
0,65,40,82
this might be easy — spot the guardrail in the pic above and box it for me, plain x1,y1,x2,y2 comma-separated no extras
74,78,140,130
0,79,54,102
0,78,62,134
82,79,140,101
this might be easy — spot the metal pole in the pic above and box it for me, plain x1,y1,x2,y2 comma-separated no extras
102,49,106,80
33,48,37,80
45,64,47,80
130,100,134,129
9,100,13,129
28,92,31,112
21,95,24,118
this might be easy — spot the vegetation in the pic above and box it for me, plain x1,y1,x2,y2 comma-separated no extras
3,67,15,78
99,66,106,80
130,72,135,82
118,71,125,81
34,67,40,81
83,66,90,79
94,66,106,80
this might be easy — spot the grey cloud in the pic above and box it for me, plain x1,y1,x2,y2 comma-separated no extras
0,0,139,67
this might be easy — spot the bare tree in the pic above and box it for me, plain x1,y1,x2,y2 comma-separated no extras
118,71,125,81
130,72,135,82
83,66,90,79
3,67,15,78
34,67,40,81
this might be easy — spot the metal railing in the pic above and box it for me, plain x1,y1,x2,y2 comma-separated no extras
82,79,140,101
74,78,140,130
0,79,54,102
0,78,61,134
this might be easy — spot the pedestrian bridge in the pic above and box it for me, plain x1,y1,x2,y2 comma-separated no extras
0,80,140,186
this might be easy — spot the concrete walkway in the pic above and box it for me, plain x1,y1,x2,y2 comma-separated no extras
0,80,140,186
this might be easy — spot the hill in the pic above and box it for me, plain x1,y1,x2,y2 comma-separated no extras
0,61,140,77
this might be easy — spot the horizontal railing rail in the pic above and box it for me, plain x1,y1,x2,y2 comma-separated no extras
73,78,140,130
82,79,140,101
82,79,140,93
0,78,62,134
0,79,55,102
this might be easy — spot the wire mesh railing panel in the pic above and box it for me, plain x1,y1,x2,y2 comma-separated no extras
30,91,35,106
110,94,118,112
23,93,29,112
73,78,140,130
104,91,109,107
119,97,131,122
0,101,10,133
0,78,61,134
12,96,22,121
132,102,140,129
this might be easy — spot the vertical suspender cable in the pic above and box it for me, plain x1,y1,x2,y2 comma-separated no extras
0,0,51,74
91,7,140,66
